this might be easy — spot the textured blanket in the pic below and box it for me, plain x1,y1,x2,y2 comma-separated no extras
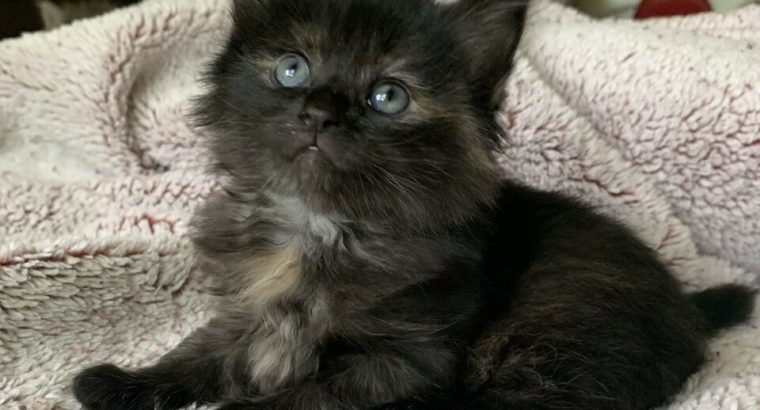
0,0,758,408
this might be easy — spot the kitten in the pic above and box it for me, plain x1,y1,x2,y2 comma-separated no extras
72,0,755,409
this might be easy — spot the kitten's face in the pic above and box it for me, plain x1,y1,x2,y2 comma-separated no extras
198,0,526,227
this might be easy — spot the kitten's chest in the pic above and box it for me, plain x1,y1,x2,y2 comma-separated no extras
234,199,339,392
228,195,341,308
247,297,329,394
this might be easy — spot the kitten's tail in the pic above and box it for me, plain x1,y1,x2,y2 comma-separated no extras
690,284,756,336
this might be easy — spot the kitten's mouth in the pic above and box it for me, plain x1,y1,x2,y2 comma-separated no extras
292,140,328,168
291,132,332,162
294,144,321,157
286,129,336,168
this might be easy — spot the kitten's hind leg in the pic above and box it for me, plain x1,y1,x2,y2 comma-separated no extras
73,317,246,410
462,264,708,410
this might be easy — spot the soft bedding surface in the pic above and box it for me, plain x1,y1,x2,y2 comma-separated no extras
0,0,758,408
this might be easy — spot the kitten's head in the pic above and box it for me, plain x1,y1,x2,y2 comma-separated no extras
196,0,527,229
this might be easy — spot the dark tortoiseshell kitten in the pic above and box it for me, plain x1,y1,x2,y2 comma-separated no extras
72,0,755,409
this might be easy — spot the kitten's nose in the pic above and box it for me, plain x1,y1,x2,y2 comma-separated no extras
299,106,336,133
299,88,347,132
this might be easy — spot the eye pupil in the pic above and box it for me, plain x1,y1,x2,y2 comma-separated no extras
287,62,299,74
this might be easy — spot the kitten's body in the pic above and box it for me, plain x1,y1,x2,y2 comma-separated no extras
73,0,754,409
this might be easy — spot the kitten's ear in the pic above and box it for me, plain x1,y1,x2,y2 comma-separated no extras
441,0,528,110
232,0,267,24
229,0,277,47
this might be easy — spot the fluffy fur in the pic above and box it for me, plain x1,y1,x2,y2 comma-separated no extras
72,0,754,409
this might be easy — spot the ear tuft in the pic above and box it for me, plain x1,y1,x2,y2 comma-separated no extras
441,0,528,111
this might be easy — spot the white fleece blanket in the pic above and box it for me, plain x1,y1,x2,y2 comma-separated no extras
0,0,758,409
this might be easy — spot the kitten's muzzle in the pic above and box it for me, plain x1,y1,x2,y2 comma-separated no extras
299,106,337,133
298,87,348,133
287,87,349,160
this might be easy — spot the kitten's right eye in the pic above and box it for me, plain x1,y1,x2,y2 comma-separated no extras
274,54,310,88
368,81,410,115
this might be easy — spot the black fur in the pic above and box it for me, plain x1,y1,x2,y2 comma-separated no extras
691,285,756,335
72,0,754,409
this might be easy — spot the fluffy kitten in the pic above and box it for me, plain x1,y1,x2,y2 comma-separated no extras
72,0,755,409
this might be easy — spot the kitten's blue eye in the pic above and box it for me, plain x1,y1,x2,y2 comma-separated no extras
368,81,409,115
275,54,310,88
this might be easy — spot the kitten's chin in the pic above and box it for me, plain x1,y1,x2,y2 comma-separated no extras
293,147,329,184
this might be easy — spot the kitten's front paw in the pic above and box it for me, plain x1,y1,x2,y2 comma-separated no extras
72,363,155,410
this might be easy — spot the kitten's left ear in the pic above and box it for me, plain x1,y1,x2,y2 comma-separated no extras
441,0,528,111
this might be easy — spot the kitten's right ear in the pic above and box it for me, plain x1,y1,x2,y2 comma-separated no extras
440,0,528,111
232,0,267,24
228,0,278,50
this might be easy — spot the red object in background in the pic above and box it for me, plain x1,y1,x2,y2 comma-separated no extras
635,0,712,19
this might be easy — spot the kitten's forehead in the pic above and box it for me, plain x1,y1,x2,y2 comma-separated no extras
245,0,455,68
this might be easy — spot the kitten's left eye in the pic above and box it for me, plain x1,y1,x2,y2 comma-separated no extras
368,81,410,115
275,54,310,88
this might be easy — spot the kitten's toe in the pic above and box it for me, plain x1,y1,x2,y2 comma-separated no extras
72,363,155,410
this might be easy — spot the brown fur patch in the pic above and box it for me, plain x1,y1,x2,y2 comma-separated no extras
242,53,280,83
235,244,303,307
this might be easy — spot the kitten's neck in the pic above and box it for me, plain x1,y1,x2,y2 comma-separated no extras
260,191,343,246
